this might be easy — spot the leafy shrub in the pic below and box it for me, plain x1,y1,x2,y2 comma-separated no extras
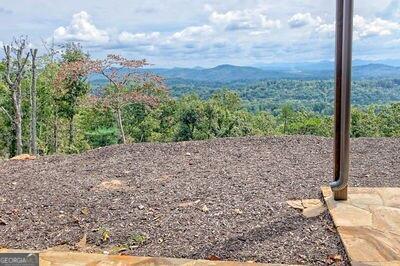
85,127,119,148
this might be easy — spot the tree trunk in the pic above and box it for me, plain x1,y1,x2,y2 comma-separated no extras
53,113,59,153
29,49,38,156
116,107,126,144
12,86,23,155
3,42,30,156
68,116,74,147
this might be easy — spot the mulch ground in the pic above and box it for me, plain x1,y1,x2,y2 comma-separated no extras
0,136,399,265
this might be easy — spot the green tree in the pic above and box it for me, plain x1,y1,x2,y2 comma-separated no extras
379,103,400,137
351,107,381,137
55,43,90,151
252,111,277,136
279,103,295,134
286,111,332,137
175,94,203,141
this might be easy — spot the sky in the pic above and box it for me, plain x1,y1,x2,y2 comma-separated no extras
0,0,400,67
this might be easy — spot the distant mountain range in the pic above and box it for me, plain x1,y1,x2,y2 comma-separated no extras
145,62,400,82
89,62,400,86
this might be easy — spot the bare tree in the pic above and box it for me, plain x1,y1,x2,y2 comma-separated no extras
29,48,38,155
2,38,30,155
41,38,58,64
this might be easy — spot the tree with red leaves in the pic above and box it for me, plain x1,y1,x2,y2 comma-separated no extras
54,43,91,149
55,52,167,145
88,55,167,144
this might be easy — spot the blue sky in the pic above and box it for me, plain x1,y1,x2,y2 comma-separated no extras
0,0,399,67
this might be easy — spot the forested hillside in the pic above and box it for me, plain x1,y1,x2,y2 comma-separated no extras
91,64,400,114
1,39,400,159
168,79,400,114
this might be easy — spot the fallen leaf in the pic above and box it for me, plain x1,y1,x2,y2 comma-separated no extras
101,229,111,242
103,233,110,242
202,205,209,213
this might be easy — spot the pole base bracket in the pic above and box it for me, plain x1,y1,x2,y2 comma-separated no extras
333,186,348,200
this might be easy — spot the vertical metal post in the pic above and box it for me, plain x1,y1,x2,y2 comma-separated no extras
331,0,353,200
333,0,345,200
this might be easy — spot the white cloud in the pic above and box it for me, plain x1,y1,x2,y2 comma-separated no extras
170,25,214,42
354,15,400,39
287,13,334,40
298,14,400,41
53,11,109,43
36,4,400,66
209,7,281,31
118,31,160,46
315,22,335,38
288,13,322,28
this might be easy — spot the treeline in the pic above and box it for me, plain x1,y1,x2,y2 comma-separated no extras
169,79,400,115
1,39,399,158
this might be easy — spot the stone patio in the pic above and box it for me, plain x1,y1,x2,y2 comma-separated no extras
322,187,400,265
0,249,294,265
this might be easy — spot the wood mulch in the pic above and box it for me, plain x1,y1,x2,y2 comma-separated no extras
1,136,399,265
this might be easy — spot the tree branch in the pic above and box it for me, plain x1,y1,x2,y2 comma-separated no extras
101,70,120,89
3,45,13,86
16,51,30,83
0,106,13,123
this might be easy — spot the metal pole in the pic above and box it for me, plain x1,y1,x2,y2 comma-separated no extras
331,0,353,200
333,0,344,199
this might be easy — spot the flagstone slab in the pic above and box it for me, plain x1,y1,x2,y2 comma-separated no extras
0,249,292,266
286,198,326,218
322,187,400,265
